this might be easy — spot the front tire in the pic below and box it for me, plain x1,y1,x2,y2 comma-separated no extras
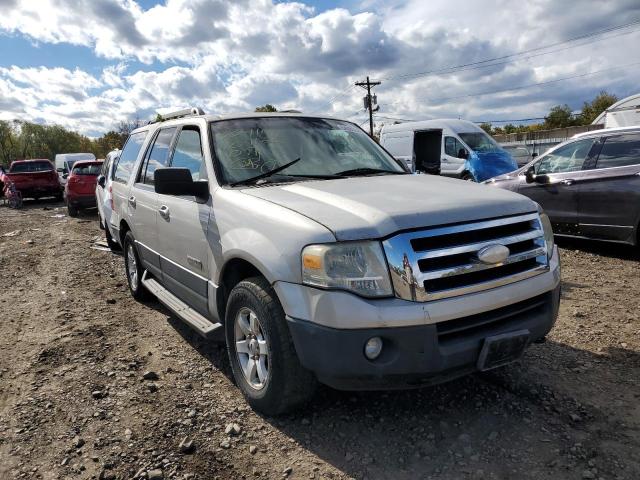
123,231,150,301
225,277,317,415
461,172,475,182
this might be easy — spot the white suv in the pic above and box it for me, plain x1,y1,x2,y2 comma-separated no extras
110,108,561,415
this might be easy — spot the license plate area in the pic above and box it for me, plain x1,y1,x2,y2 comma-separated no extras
477,330,530,371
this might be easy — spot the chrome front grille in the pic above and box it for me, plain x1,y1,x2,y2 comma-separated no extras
382,213,549,302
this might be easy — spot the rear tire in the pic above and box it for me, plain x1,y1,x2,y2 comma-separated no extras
225,276,317,415
67,203,78,217
123,231,150,301
105,226,120,252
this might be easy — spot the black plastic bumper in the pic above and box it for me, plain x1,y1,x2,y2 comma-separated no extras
287,286,560,390
68,195,97,208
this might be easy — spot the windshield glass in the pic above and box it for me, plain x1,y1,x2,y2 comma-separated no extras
210,117,404,184
458,132,502,153
10,161,53,173
72,163,102,175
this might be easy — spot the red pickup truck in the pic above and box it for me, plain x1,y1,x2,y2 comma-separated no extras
6,159,63,200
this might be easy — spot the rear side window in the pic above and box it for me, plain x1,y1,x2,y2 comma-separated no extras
114,131,147,184
140,127,177,185
170,127,206,180
596,133,640,169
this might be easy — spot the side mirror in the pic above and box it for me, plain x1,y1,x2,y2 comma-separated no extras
62,173,69,179
525,166,536,183
457,148,469,160
154,168,209,199
97,175,106,188
531,152,538,158
535,174,550,184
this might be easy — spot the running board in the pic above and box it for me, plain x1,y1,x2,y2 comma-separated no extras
141,272,222,338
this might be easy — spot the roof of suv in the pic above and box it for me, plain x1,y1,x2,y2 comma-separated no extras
572,125,640,139
130,112,341,134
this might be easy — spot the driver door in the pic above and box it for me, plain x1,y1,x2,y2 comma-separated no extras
442,136,466,176
518,137,598,234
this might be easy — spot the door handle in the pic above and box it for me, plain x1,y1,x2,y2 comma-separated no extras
562,179,575,186
158,205,170,220
128,196,136,208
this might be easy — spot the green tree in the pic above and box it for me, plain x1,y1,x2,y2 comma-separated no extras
255,104,277,112
580,91,618,124
544,104,575,129
479,123,493,134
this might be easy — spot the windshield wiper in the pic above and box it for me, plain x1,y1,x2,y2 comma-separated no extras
230,157,301,187
335,167,407,177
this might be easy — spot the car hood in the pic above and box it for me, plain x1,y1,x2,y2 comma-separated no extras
242,174,537,241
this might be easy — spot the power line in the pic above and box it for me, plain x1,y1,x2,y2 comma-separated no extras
391,60,640,106
309,84,358,114
381,19,640,82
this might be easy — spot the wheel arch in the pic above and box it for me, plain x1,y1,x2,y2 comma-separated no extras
216,257,272,324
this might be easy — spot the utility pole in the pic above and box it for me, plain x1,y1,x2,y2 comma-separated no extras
355,76,381,138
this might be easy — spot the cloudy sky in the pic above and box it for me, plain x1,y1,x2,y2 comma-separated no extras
0,0,639,136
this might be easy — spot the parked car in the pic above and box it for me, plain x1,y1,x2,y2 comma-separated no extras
55,152,96,186
379,119,518,181
485,126,640,245
96,149,120,250
502,145,538,167
65,160,103,217
111,108,560,415
5,159,63,200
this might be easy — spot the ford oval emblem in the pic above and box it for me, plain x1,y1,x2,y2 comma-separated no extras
477,244,510,265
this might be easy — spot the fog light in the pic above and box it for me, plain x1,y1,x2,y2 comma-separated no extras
364,337,383,360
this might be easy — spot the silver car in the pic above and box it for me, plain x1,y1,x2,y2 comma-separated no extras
96,149,120,250
110,109,561,415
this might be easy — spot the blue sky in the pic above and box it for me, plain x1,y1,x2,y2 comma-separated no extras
1,0,639,135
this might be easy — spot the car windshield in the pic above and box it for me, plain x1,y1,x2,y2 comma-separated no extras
210,117,405,185
72,163,102,175
10,161,53,173
458,132,502,153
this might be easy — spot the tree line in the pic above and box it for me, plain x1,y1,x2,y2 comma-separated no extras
479,91,619,135
0,119,141,167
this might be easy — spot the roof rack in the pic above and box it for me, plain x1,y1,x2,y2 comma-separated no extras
152,107,206,123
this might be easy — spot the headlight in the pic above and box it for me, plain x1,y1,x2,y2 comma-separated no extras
538,211,554,260
302,241,393,297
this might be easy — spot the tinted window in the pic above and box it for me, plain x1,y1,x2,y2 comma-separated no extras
72,163,102,175
114,132,147,184
9,161,53,173
458,132,500,153
536,138,596,174
170,128,206,180
141,128,176,185
444,136,464,157
596,133,640,169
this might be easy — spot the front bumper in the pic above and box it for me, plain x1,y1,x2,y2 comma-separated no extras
277,247,561,390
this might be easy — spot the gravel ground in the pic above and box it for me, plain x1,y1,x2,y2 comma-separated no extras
1,200,639,480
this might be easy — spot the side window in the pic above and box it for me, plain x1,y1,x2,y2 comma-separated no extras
139,127,177,185
114,131,147,184
536,138,596,174
170,127,206,180
444,136,457,156
596,133,640,169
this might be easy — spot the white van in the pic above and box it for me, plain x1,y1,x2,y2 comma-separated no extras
55,152,96,185
379,119,518,182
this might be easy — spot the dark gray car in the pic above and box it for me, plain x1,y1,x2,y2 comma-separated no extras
486,127,640,245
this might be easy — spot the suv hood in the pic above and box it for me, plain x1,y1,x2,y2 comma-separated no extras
242,174,537,241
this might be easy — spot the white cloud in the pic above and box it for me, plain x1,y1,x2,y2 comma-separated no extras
0,0,639,133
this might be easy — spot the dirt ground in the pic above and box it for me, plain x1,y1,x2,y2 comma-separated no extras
1,200,639,480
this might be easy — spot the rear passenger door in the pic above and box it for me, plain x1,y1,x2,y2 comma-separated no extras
129,127,177,278
156,125,212,316
577,132,640,242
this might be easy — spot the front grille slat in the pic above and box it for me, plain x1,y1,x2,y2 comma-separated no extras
382,213,550,302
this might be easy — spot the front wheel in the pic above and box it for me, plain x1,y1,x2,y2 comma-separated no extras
461,172,475,182
123,231,150,301
225,277,317,415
